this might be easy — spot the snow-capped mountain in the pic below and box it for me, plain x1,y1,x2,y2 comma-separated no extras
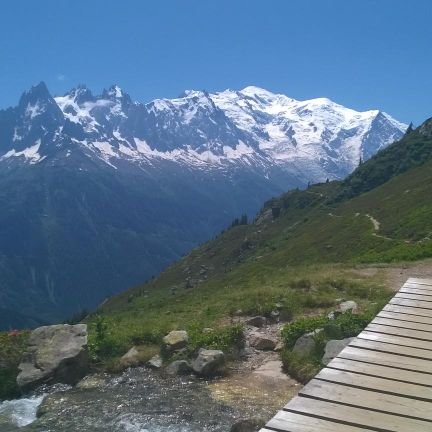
0,82,406,328
0,82,405,181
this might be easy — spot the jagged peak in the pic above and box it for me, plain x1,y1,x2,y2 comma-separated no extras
19,81,52,106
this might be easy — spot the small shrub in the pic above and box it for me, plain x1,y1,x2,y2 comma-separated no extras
281,316,329,349
323,323,343,339
187,323,244,354
335,311,373,338
281,349,320,383
88,316,123,361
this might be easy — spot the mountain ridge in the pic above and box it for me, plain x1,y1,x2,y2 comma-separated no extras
0,82,406,182
0,82,407,329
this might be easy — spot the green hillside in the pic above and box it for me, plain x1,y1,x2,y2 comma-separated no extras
88,120,432,364
3,120,432,399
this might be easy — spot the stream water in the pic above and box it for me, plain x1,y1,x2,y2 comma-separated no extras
0,368,267,432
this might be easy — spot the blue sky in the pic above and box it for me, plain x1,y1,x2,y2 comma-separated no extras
1,0,431,124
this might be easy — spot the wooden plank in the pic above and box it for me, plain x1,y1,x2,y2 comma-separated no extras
263,410,375,432
403,282,432,290
390,297,432,310
400,287,432,296
263,278,432,431
283,396,432,432
383,303,432,318
378,310,432,325
349,337,432,361
367,323,432,341
396,292,432,302
371,316,432,333
407,277,432,285
327,357,432,386
300,378,432,419
338,346,432,373
357,330,432,351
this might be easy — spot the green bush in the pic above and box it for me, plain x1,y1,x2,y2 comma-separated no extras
281,316,329,349
281,350,321,383
187,323,245,354
335,311,373,338
88,316,124,361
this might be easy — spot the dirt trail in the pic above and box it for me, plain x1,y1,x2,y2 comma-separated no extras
366,214,380,231
355,259,432,291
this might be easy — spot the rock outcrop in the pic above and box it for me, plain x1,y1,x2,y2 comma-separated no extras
192,349,225,377
17,324,89,391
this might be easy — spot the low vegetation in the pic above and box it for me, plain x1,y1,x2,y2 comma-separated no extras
0,331,30,399
280,305,386,383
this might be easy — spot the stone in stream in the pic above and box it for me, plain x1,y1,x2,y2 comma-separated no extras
192,349,225,377
147,354,163,369
165,360,192,376
161,330,189,355
248,331,277,350
17,324,89,392
322,337,355,365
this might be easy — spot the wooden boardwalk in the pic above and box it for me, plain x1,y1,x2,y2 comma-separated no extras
260,277,432,432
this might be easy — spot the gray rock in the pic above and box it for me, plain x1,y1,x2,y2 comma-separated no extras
165,360,192,376
338,300,358,313
161,330,189,355
17,324,88,391
322,337,355,365
327,310,342,320
192,349,225,377
147,354,163,369
292,329,323,357
248,331,277,350
246,316,267,328
269,310,280,322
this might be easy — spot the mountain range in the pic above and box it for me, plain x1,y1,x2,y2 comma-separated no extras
0,82,406,328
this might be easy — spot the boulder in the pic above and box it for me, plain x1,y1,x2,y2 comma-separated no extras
292,329,322,357
192,349,225,377
161,330,189,355
165,360,192,376
248,331,277,350
17,324,89,391
147,354,163,369
246,316,267,328
338,300,358,313
119,346,141,368
322,337,355,365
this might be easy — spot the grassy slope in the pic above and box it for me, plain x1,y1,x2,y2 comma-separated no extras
2,124,432,396
92,127,432,360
